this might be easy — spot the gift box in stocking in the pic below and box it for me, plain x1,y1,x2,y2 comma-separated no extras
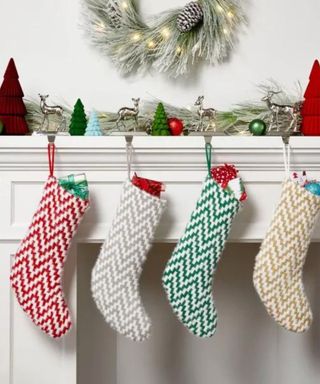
253,180,320,332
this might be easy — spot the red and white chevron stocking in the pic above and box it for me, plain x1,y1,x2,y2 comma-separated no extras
10,144,89,338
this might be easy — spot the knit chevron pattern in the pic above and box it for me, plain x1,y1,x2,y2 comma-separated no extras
253,180,320,333
10,176,89,338
91,181,166,341
162,177,240,337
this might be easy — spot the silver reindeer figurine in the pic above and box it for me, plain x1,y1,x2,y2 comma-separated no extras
38,94,65,132
195,96,216,131
261,90,298,132
116,98,140,131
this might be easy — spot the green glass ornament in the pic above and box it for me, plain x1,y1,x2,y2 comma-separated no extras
249,119,267,136
0,119,3,134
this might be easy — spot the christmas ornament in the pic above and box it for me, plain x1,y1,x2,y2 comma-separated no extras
116,98,140,131
176,1,203,33
168,117,184,136
0,58,28,135
91,179,166,341
85,110,103,136
10,144,90,338
301,60,320,135
304,182,320,196
151,103,171,136
83,0,247,77
0,119,3,134
69,98,87,135
248,119,267,136
162,144,243,337
194,96,216,131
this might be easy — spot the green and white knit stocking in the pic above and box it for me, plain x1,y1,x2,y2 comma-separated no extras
162,145,240,337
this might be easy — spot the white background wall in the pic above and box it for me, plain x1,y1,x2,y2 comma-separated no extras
0,0,320,111
1,2,320,383
78,243,320,384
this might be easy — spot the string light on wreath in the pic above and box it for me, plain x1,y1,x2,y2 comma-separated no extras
83,0,247,77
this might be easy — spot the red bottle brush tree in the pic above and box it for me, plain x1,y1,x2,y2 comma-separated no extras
0,58,29,135
301,60,320,136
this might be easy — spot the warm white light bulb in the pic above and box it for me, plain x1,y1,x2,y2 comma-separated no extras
227,11,234,18
122,2,128,9
147,40,155,49
161,28,170,39
132,33,141,42
216,5,223,12
96,21,105,32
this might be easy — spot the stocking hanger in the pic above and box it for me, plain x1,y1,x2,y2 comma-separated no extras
125,136,133,180
48,142,55,177
282,142,291,179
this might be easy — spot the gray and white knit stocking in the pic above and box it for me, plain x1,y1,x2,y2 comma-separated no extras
91,181,166,341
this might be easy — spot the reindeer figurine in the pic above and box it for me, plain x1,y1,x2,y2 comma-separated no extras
194,96,216,132
261,90,297,132
116,98,140,131
38,94,65,132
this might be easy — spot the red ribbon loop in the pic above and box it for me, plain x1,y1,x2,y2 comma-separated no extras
48,143,55,177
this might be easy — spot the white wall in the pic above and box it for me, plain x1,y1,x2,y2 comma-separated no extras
78,243,320,384
0,0,319,111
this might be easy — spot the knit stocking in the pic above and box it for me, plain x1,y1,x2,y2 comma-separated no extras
253,180,320,332
91,181,166,341
10,174,89,338
162,176,240,337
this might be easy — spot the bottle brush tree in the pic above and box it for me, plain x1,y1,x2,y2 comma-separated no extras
85,110,102,136
0,58,29,135
302,59,320,136
151,102,171,136
69,98,87,136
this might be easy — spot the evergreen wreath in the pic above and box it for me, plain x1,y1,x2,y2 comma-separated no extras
83,0,247,77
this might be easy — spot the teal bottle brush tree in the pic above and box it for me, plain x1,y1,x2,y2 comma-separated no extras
85,110,102,136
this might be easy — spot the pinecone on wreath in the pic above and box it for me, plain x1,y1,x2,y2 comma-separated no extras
106,0,122,29
176,1,204,33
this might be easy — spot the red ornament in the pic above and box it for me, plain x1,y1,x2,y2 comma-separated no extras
301,59,320,136
168,117,184,136
0,58,28,135
131,173,165,198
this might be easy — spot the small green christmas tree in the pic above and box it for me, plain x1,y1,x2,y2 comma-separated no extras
85,110,102,136
69,98,87,136
151,102,171,136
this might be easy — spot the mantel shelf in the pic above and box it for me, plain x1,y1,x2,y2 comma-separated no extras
1,136,320,172
1,136,320,243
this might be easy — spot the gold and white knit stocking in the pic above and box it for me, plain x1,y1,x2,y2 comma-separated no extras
253,180,320,332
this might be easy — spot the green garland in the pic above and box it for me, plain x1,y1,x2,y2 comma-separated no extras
25,81,302,135
82,0,246,77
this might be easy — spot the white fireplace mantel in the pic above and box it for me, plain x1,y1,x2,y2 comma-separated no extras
1,135,320,243
1,135,320,384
